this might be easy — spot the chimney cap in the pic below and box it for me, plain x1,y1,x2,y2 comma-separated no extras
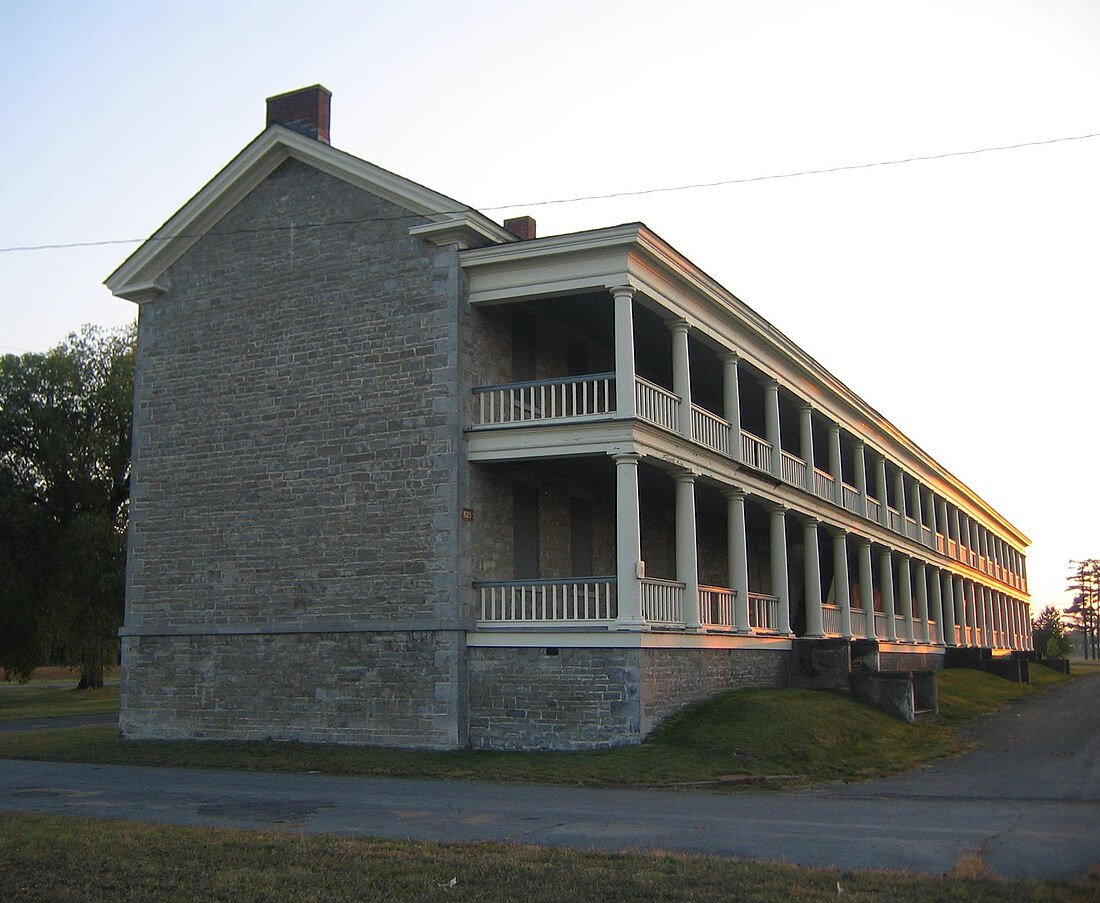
266,84,331,144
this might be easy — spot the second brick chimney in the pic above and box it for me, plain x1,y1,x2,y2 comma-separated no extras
266,85,331,144
503,216,536,240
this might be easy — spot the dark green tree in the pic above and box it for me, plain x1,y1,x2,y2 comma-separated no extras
1066,559,1100,659
1031,604,1071,659
0,324,135,687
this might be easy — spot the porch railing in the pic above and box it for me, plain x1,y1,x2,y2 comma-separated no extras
822,603,842,636
849,608,868,637
780,450,807,488
635,377,680,432
748,592,779,630
699,585,735,628
476,577,617,622
813,468,835,501
691,405,732,456
741,430,772,472
641,577,684,625
887,507,902,532
905,516,919,540
866,496,881,523
873,611,888,639
473,373,615,425
842,482,861,514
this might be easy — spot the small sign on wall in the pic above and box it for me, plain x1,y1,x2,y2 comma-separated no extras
461,507,475,522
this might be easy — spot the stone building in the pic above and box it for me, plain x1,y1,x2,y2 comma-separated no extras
106,86,1032,750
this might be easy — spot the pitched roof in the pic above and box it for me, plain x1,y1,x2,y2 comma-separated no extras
105,124,515,302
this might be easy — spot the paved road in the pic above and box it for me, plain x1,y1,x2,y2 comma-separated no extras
2,671,1099,880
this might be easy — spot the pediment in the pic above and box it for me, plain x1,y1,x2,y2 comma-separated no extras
105,125,514,302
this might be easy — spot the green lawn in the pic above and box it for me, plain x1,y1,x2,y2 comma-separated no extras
0,664,1078,790
2,812,1095,902
0,686,960,790
0,686,118,722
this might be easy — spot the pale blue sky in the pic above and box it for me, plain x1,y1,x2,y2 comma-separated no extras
2,0,1097,609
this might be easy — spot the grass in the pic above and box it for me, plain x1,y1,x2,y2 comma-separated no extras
0,663,1082,791
936,661,1073,723
0,686,119,722
2,812,1096,902
0,687,961,790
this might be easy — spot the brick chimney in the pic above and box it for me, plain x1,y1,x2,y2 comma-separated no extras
266,85,331,144
503,216,536,240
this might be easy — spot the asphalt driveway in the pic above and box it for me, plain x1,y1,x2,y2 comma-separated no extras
2,669,1098,880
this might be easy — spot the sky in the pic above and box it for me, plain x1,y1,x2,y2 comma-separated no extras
1,0,1096,611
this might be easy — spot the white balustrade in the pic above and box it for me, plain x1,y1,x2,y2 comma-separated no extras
874,611,888,639
842,483,861,514
822,603,842,636
474,373,615,425
925,619,936,644
849,608,868,637
748,592,779,630
813,468,835,501
477,577,617,622
780,451,807,488
691,405,732,456
641,577,684,625
635,377,680,432
740,430,773,472
887,507,902,532
921,525,933,548
699,585,735,628
905,517,919,540
866,496,881,523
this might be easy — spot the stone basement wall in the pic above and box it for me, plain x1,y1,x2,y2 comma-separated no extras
639,647,788,735
120,630,464,748
466,645,789,750
878,650,945,672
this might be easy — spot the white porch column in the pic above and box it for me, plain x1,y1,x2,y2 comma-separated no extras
953,575,966,645
976,584,989,647
674,471,701,631
910,481,924,543
914,561,930,644
874,457,888,526
1025,601,1033,650
768,505,791,637
991,589,1003,647
950,507,963,558
726,488,751,633
613,453,645,629
979,527,990,574
669,320,692,440
898,555,914,642
832,528,852,638
854,441,868,517
942,571,957,646
857,540,874,639
802,518,822,639
936,498,949,553
612,286,636,419
723,353,742,462
879,549,898,642
929,566,946,645
927,491,939,550
828,423,843,505
764,379,782,478
964,580,977,647
970,520,981,568
799,404,815,492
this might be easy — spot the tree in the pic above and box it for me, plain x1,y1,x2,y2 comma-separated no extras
1032,605,1071,659
1066,559,1100,659
0,324,135,687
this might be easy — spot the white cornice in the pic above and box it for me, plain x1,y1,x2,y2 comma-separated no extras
105,125,515,301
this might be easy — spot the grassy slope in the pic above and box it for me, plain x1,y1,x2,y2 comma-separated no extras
2,812,1095,902
0,665,1077,789
0,687,960,789
0,686,118,722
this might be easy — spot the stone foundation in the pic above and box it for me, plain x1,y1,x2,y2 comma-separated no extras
120,630,465,748
466,644,789,750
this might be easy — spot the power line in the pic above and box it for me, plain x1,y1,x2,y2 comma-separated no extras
2,129,1097,255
